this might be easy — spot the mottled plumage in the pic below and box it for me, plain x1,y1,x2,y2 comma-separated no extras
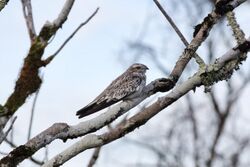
76,63,148,118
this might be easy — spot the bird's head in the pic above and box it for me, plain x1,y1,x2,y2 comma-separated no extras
129,63,149,74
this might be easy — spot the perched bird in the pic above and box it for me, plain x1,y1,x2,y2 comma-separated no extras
76,63,149,118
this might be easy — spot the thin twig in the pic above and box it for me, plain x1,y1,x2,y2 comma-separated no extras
154,0,187,46
226,11,245,44
21,0,36,41
9,116,14,143
87,147,101,167
27,76,43,141
153,0,205,67
4,138,16,148
44,7,99,65
185,94,200,167
0,116,17,144
44,146,49,162
208,89,222,117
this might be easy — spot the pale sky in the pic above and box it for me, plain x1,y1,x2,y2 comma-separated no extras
0,0,250,167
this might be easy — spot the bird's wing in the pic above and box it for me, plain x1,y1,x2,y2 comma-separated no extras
76,74,142,118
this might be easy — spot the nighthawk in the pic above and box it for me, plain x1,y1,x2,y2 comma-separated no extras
76,63,149,118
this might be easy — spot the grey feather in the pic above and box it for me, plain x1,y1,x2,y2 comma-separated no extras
76,63,148,118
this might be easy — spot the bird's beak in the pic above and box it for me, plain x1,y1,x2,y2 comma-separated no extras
145,66,149,70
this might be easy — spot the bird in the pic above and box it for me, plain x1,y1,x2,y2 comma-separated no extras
76,63,149,118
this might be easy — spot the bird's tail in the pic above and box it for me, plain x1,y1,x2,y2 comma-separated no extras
76,104,97,118
76,100,117,118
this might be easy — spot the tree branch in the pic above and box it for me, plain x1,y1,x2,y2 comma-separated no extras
208,89,222,117
87,147,101,167
185,94,200,167
21,0,36,41
0,117,16,145
27,79,42,141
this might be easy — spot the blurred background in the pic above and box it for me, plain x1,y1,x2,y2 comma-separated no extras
0,0,250,166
